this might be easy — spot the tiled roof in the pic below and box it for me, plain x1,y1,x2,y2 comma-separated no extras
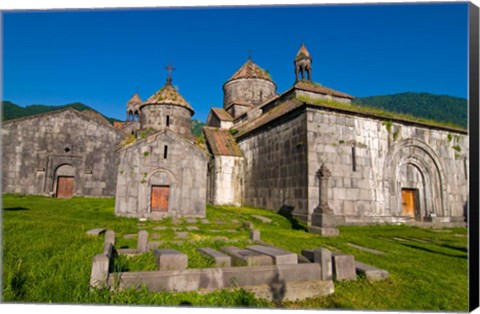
235,98,305,137
294,81,354,99
203,126,243,157
211,108,234,121
127,92,142,105
295,43,311,61
226,58,273,83
143,82,194,113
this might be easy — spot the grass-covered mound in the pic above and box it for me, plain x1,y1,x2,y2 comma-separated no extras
2,194,468,310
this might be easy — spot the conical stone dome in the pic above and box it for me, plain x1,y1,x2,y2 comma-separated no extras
226,58,274,83
223,58,277,113
143,82,194,114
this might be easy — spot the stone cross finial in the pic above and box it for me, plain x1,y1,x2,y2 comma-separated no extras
165,64,176,85
317,164,331,178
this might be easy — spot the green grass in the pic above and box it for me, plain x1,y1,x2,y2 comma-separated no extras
1,194,468,310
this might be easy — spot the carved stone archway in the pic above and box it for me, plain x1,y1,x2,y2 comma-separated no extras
383,139,448,219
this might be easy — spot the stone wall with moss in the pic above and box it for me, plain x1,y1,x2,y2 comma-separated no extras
115,130,208,219
305,107,468,224
2,109,123,196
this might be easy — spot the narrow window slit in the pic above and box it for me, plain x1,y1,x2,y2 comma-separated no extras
164,145,168,159
352,146,356,172
166,115,170,127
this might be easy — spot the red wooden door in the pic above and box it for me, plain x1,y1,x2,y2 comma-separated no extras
57,176,74,198
151,185,170,212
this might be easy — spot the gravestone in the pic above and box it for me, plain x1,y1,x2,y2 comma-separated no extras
197,248,231,267
137,230,148,253
154,249,188,270
309,165,339,236
104,230,115,246
301,248,333,280
221,246,273,266
246,245,297,265
355,261,389,281
250,229,261,241
175,231,188,239
251,215,272,223
147,241,163,250
86,228,106,236
332,253,356,280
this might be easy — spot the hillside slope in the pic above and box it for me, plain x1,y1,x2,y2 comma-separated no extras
353,92,467,129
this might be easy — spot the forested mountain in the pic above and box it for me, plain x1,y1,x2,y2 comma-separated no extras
3,91,467,133
2,100,205,136
2,101,120,125
353,92,467,129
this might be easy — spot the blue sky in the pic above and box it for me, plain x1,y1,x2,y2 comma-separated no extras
2,2,469,122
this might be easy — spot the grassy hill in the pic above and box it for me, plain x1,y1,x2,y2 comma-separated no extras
353,92,467,129
2,194,468,310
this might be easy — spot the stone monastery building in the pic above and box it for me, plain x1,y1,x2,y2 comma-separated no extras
2,44,469,225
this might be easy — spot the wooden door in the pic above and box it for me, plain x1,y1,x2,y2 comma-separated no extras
401,189,415,217
151,185,170,212
57,176,74,198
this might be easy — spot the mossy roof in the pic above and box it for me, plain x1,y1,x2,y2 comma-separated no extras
226,58,273,83
127,92,142,106
211,108,234,122
143,82,194,113
235,86,467,138
294,81,354,99
203,126,243,157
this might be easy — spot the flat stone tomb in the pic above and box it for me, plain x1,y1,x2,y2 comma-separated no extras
154,249,188,271
221,246,274,266
197,248,231,267
347,243,384,255
251,215,272,223
246,245,297,265
86,228,106,236
355,261,389,281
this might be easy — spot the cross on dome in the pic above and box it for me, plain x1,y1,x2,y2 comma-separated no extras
165,64,176,85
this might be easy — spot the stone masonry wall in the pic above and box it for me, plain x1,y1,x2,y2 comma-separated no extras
2,109,122,196
237,108,309,221
305,107,468,224
115,130,208,218
140,105,193,139
223,78,276,108
210,155,244,206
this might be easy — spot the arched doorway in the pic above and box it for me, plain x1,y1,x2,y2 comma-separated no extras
148,169,177,214
54,164,75,198
383,139,448,220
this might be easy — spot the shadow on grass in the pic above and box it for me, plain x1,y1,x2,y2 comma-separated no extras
277,205,308,232
398,242,467,259
3,207,29,211
437,243,468,253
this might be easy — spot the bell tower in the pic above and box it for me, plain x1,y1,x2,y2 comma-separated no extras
294,43,312,82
